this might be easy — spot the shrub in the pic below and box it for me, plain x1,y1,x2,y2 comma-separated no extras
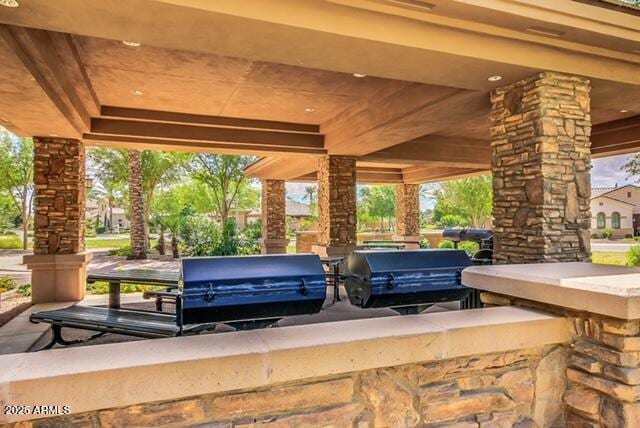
16,283,31,297
420,239,431,249
602,228,614,240
459,241,480,256
591,233,599,239
85,229,96,238
108,245,132,257
87,281,161,295
180,215,221,256
438,240,455,249
0,234,23,249
439,214,468,228
625,234,634,239
0,277,17,293
96,226,107,234
627,244,640,266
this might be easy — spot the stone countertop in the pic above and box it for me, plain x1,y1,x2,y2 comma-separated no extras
463,262,640,320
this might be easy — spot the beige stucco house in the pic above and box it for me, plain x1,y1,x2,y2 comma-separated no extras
591,185,640,237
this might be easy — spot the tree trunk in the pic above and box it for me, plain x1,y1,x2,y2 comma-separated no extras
156,226,166,255
109,201,114,234
128,149,147,259
171,234,179,259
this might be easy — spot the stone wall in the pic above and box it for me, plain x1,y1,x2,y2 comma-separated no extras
317,155,357,248
9,346,562,428
33,137,85,255
396,183,421,237
490,71,592,263
261,179,286,240
295,230,319,253
481,292,640,427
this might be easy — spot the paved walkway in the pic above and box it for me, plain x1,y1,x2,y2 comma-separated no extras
591,242,635,252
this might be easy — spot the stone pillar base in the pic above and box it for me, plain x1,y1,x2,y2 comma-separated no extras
311,245,356,258
392,235,423,250
23,253,92,303
260,238,290,254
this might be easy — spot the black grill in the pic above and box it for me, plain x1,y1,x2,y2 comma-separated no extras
343,249,472,314
181,254,327,329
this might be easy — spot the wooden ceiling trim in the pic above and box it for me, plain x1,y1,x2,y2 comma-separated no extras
402,166,487,184
90,118,325,149
362,135,491,168
100,106,320,134
83,134,327,156
591,114,640,156
0,25,98,135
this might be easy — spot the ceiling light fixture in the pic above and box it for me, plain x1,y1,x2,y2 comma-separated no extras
621,109,630,113
353,73,367,78
131,90,144,96
48,133,59,137
305,107,316,113
487,75,503,82
525,26,565,38
122,41,141,47
0,0,19,8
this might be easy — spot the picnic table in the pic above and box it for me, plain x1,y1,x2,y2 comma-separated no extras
87,269,180,309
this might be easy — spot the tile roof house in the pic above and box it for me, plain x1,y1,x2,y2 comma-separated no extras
591,184,640,237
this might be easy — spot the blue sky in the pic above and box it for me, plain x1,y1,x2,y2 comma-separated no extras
285,153,638,210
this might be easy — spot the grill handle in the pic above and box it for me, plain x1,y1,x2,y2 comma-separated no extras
387,273,397,290
300,278,308,296
204,283,215,303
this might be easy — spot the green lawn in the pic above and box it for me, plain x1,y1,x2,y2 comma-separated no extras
85,237,131,249
592,251,627,266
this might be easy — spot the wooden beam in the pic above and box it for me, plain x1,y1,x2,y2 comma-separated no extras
244,157,319,181
91,118,325,149
402,166,487,184
289,168,404,184
322,84,489,156
361,135,490,168
84,134,326,156
101,106,320,134
591,114,640,156
0,25,98,135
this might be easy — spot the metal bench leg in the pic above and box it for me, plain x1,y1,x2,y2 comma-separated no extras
33,325,107,351
155,296,163,312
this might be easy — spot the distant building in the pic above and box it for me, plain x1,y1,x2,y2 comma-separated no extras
86,199,130,232
591,185,640,237
231,200,313,230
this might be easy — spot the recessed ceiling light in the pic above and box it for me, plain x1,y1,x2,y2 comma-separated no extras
305,107,316,113
122,41,141,47
353,73,367,78
487,75,503,82
48,133,59,137
131,90,144,96
0,0,19,8
621,109,630,113
526,26,565,38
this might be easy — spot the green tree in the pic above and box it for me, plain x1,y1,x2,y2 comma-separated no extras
622,154,640,182
190,154,255,221
432,176,493,228
0,129,34,249
358,185,396,231
302,184,318,216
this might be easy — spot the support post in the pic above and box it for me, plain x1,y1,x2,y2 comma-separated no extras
312,156,357,257
490,71,592,263
260,179,289,254
24,137,90,303
393,183,421,249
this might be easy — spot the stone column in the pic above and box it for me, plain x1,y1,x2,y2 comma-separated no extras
393,183,421,249
24,137,91,303
260,179,289,254
312,156,357,257
490,71,592,264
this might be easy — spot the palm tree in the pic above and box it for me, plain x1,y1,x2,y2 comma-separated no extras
128,149,147,259
302,184,317,216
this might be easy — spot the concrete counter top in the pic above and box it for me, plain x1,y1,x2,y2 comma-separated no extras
463,262,640,320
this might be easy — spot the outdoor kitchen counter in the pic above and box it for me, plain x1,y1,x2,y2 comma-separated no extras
0,306,569,424
463,262,640,320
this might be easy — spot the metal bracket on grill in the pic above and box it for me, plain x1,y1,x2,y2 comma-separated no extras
300,278,308,296
387,273,397,290
204,283,215,303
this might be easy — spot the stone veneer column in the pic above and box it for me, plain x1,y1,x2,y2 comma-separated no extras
312,156,357,257
393,183,421,249
490,71,592,263
260,179,289,254
24,137,91,303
